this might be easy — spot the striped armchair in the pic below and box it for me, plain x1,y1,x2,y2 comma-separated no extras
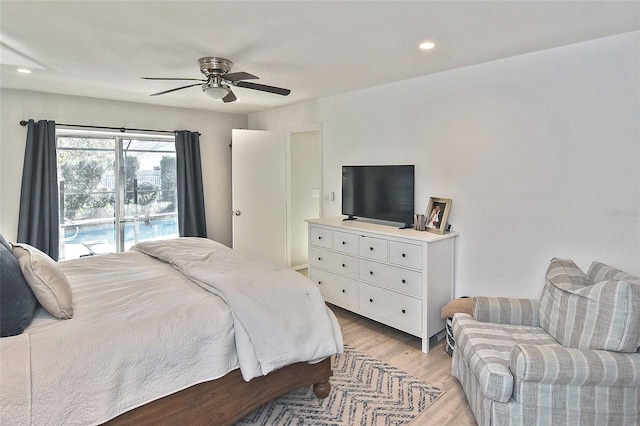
451,259,640,426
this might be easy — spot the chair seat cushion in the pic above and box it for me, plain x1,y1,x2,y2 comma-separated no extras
452,313,558,402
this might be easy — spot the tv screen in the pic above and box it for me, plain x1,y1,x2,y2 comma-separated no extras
342,165,415,226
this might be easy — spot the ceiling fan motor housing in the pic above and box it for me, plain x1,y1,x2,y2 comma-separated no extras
199,57,232,76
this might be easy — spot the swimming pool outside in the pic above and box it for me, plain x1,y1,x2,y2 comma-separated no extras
61,214,178,260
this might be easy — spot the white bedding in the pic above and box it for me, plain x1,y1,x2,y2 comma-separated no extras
0,240,342,426
133,238,344,380
0,333,31,425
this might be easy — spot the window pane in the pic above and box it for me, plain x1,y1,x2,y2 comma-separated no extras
121,139,178,250
57,134,178,260
57,137,117,260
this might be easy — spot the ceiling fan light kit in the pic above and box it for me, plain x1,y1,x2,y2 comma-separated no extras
142,57,290,103
204,81,231,99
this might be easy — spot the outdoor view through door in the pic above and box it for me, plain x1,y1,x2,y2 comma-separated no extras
56,131,178,260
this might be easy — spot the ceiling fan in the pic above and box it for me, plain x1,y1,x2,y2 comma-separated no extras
142,57,290,103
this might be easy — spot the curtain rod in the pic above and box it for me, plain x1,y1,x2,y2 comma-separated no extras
19,120,199,135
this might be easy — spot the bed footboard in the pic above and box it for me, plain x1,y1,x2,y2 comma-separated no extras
104,357,333,426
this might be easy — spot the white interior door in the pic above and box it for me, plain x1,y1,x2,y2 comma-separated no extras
232,129,286,265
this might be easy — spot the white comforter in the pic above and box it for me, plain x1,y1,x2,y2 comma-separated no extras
132,238,344,380
0,239,343,426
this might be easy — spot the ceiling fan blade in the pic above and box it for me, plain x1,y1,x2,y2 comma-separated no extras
235,81,291,96
150,83,203,96
142,77,207,82
224,71,259,82
222,90,237,103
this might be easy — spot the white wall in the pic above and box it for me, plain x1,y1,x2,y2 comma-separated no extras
0,89,247,247
249,32,640,299
290,130,321,267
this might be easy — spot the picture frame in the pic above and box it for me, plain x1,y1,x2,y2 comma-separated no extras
425,197,452,235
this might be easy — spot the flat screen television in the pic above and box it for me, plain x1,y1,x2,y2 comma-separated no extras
342,165,415,228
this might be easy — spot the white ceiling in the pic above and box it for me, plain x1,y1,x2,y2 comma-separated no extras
1,1,639,115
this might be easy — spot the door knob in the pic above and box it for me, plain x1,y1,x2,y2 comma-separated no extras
234,210,241,216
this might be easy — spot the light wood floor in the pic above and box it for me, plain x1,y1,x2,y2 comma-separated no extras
328,304,477,425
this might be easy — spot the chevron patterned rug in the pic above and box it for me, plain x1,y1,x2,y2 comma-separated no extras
237,345,443,426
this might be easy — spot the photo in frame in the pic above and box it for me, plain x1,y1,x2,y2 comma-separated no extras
425,197,452,234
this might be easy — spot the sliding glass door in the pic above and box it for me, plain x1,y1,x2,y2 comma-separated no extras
56,131,178,260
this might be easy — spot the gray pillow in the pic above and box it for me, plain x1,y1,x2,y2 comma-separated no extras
539,258,589,345
0,233,11,251
540,258,640,352
0,239,38,337
587,261,640,285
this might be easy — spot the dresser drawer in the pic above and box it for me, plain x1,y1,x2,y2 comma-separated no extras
360,236,388,262
359,284,422,332
309,246,358,279
307,217,457,353
389,241,422,269
309,226,332,249
359,259,423,297
332,231,359,255
310,268,359,307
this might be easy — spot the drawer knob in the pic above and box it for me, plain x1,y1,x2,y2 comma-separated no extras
342,263,346,267
402,253,406,258
402,309,406,314
318,281,322,285
369,247,374,251
318,236,322,239
369,298,373,303
318,257,322,261
369,271,374,275
401,279,406,283
342,289,346,293
342,241,346,245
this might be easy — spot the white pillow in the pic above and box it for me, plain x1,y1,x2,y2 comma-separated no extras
12,243,73,319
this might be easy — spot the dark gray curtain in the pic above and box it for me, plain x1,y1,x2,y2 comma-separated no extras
175,130,207,238
17,119,59,260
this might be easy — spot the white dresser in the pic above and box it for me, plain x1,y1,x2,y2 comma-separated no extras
306,216,458,353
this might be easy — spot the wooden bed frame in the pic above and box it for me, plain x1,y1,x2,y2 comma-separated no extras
105,357,333,426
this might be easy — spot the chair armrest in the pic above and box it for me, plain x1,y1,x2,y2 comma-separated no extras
511,344,640,386
473,297,540,326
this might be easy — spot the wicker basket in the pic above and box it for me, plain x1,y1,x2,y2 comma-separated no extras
445,318,455,356
441,297,473,356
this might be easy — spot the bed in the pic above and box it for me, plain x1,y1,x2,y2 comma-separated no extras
0,237,343,425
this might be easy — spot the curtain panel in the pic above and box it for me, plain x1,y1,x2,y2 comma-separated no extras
175,130,208,238
17,119,60,260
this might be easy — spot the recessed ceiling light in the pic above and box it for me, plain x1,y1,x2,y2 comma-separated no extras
419,41,436,50
16,68,32,74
